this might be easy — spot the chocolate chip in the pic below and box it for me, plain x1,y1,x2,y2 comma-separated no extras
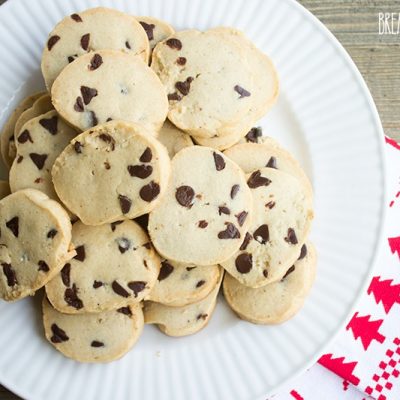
175,77,193,96
117,306,132,317
230,184,240,199
166,38,182,50
298,244,307,260
253,224,269,244
74,141,83,154
47,35,60,51
39,116,58,135
91,340,104,348
2,263,17,286
235,211,248,227
80,86,98,105
64,284,83,309
139,21,155,41
104,161,111,170
6,217,19,237
17,129,33,143
17,155,23,163
38,260,49,272
74,245,86,262
218,223,240,239
98,133,115,150
198,220,208,228
213,152,225,171
106,117,113,122
143,242,151,249
128,281,146,297
186,266,196,271
50,323,69,343
93,281,103,289
176,57,187,65
34,177,43,184
110,220,123,232
127,164,153,179
29,153,47,170
266,156,277,169
247,170,271,188
218,206,230,215
71,13,82,22
265,201,275,209
158,261,174,281
234,85,251,98
140,181,160,202
125,41,131,49
235,252,253,273
68,54,78,63
117,237,131,254
74,97,84,112
197,313,208,321
61,263,70,287
168,92,181,101
139,147,152,162
261,269,268,278
47,229,58,239
282,266,295,280
196,280,205,288
176,186,195,208
89,54,103,70
89,111,98,127
118,195,132,214
285,228,298,245
240,232,252,251
80,33,90,50
245,127,262,143
112,281,130,298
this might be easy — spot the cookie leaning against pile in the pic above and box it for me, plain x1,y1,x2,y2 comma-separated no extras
0,7,316,364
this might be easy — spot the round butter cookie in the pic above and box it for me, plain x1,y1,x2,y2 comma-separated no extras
221,167,313,287
52,121,170,225
144,266,223,336
148,146,253,265
137,16,175,51
10,110,77,200
223,242,316,324
1,92,44,168
157,120,193,158
151,29,254,138
14,94,54,143
146,260,220,306
0,189,74,301
51,50,168,132
41,7,150,90
224,139,313,196
46,220,160,313
43,297,143,363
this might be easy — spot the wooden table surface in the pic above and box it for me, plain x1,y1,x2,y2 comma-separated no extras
0,0,398,399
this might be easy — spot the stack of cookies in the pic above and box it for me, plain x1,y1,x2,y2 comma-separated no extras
0,7,315,363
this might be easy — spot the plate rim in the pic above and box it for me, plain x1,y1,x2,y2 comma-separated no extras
0,0,388,398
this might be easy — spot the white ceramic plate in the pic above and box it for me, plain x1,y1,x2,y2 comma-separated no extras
0,0,386,399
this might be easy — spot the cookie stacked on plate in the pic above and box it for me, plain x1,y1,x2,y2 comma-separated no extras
0,7,315,363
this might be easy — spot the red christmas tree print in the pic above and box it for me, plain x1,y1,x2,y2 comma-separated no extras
388,236,400,259
289,390,304,400
346,312,385,350
385,136,400,151
368,276,400,313
318,353,360,385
